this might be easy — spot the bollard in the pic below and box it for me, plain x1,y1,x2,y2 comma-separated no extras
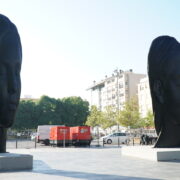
35,137,37,149
126,139,129,146
118,137,120,147
125,139,127,146
97,138,100,147
103,138,104,147
63,131,66,148
16,136,18,149
97,127,100,147
133,137,134,146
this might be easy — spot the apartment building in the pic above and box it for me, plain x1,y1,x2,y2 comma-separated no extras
87,69,146,111
138,76,153,117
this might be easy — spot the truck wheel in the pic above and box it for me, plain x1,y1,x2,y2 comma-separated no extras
87,141,91,146
44,139,50,146
107,139,112,144
72,140,76,145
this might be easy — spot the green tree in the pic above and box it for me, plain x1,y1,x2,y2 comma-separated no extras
13,95,89,130
117,97,141,128
86,106,103,127
61,96,89,126
101,106,117,129
37,95,58,125
142,110,154,128
13,100,40,129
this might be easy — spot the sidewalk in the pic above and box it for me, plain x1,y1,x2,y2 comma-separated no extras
0,146,180,180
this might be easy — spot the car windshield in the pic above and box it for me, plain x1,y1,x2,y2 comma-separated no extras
109,133,127,136
106,133,127,137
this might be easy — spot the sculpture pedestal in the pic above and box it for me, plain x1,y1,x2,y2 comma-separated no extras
0,153,33,171
122,146,180,161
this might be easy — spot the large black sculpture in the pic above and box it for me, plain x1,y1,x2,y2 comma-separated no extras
0,14,22,153
148,35,180,148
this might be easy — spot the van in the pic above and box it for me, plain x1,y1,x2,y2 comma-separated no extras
37,125,64,145
70,126,92,146
49,126,70,146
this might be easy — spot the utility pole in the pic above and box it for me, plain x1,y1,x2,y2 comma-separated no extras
114,68,120,132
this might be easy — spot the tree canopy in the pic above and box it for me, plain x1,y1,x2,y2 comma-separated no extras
101,106,117,129
86,105,118,130
13,96,89,130
117,97,141,128
141,110,154,128
14,95,154,131
86,105,103,127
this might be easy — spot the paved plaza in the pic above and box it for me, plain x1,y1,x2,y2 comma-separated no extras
1,146,180,180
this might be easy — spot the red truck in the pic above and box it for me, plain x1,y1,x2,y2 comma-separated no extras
70,126,92,146
50,126,70,146
49,126,92,146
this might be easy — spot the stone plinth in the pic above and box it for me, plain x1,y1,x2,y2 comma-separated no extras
0,153,33,171
122,146,180,161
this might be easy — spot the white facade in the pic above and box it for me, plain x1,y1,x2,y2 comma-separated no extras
91,125,128,136
138,77,153,117
88,69,146,111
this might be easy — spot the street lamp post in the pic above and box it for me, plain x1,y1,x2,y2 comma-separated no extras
114,68,120,132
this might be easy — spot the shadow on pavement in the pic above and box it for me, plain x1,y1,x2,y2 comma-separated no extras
31,160,161,180
0,160,162,180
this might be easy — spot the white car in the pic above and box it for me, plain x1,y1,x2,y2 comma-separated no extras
30,132,37,141
102,132,130,144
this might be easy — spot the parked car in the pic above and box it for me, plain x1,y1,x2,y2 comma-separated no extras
30,132,37,141
101,132,130,144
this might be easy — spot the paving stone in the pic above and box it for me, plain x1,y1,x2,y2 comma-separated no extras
0,147,179,180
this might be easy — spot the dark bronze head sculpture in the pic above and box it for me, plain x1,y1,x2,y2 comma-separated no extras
0,14,22,152
148,35,180,148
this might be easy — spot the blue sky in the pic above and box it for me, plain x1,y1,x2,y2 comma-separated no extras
1,0,180,101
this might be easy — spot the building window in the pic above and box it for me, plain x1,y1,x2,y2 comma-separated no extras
112,94,116,99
